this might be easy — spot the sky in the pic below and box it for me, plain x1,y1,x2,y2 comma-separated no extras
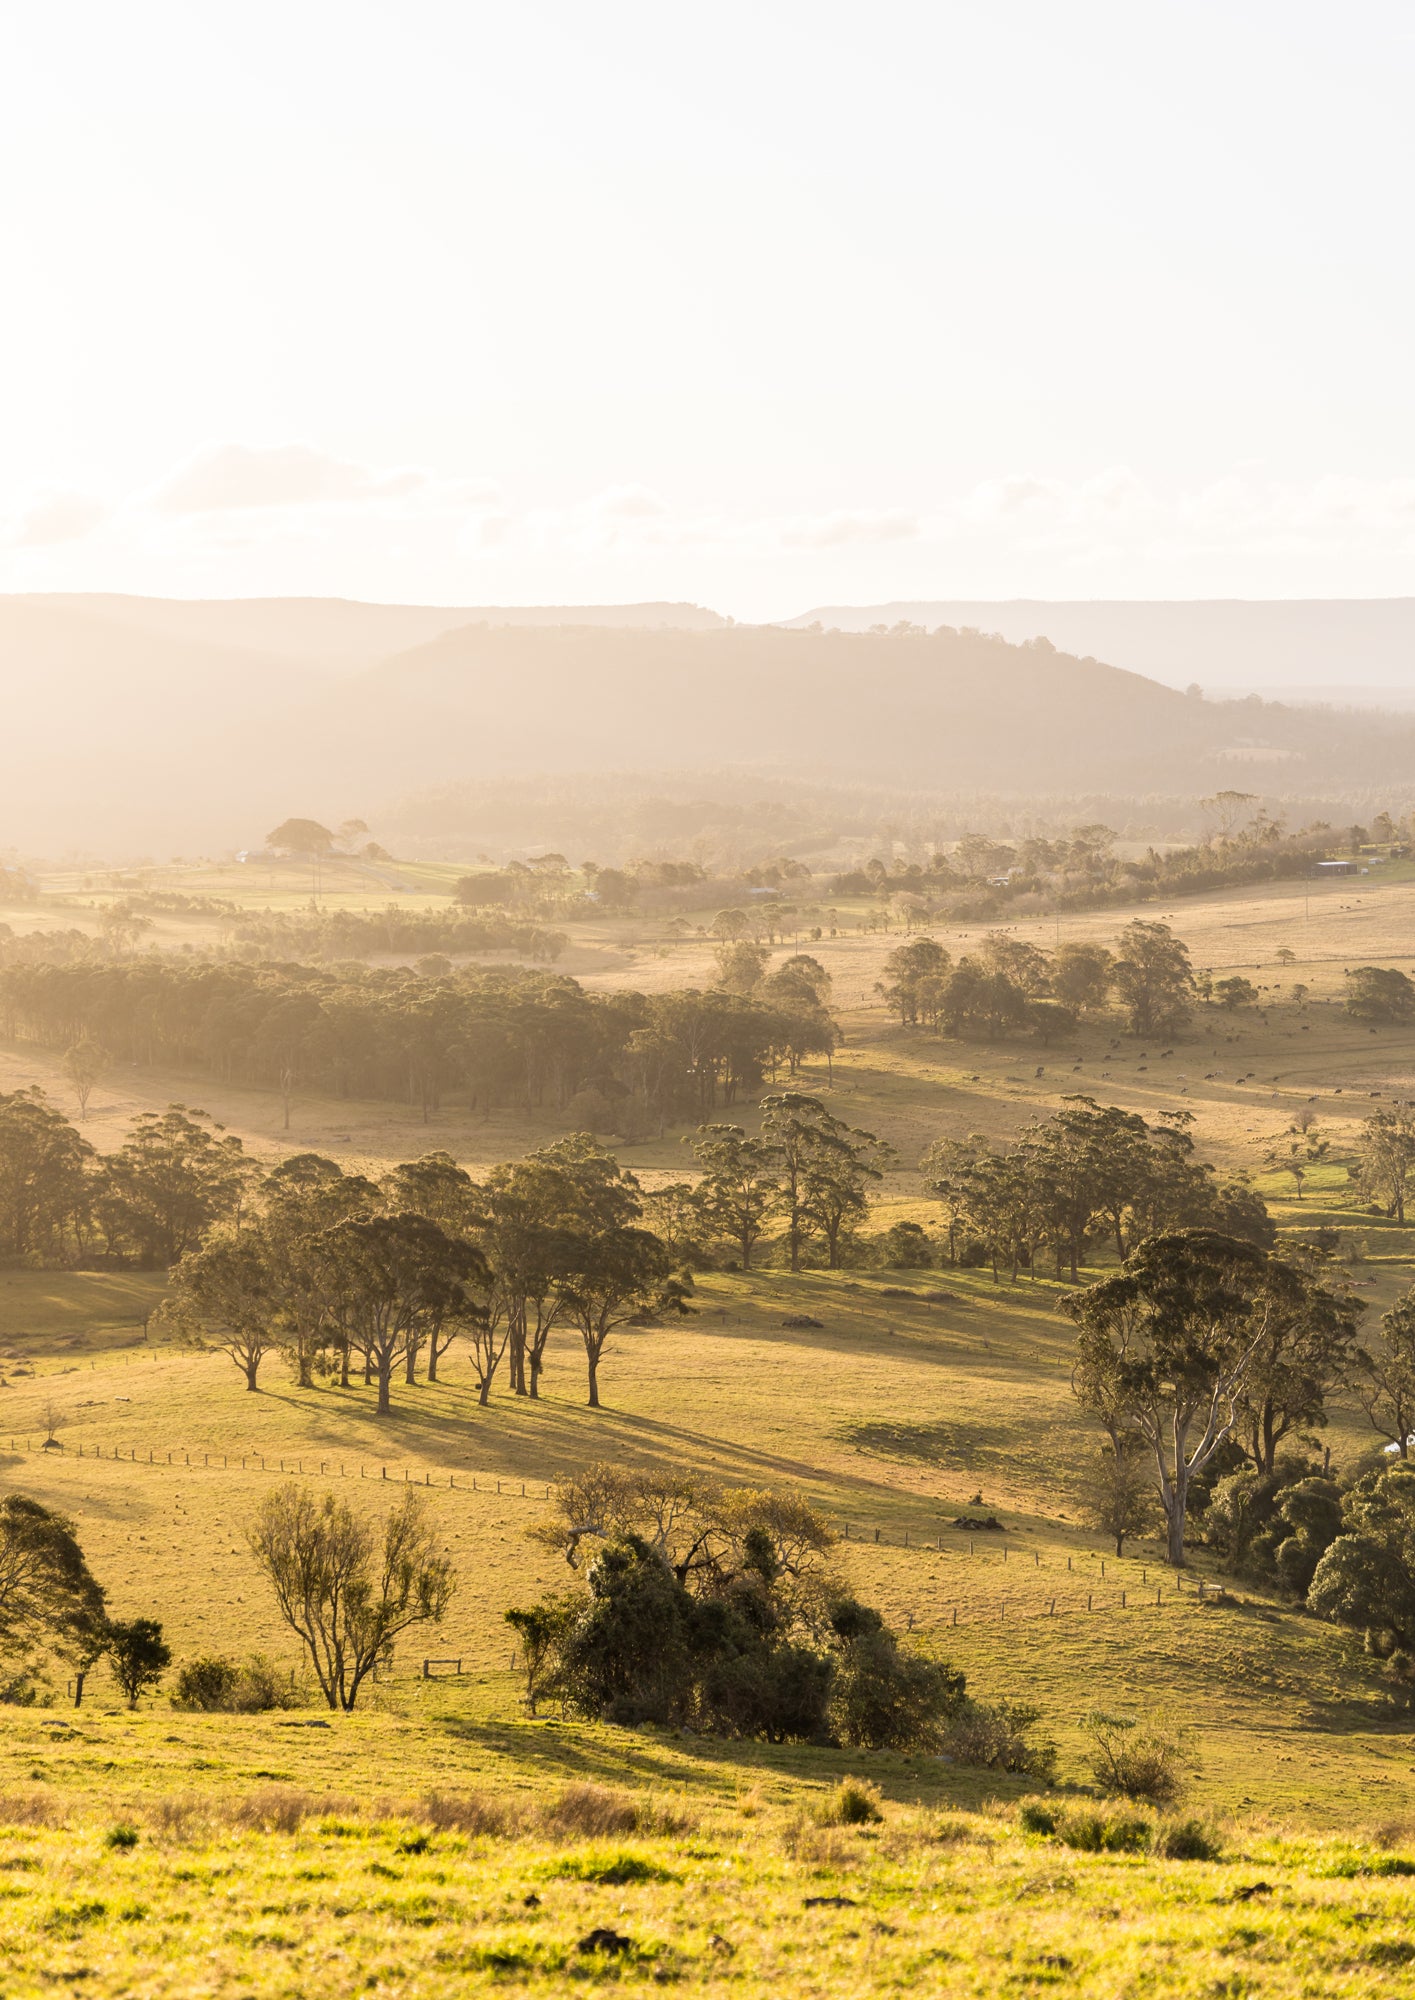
4,0,1415,618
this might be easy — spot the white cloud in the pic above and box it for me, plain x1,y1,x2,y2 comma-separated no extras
778,509,919,549
5,490,108,546
590,483,670,520
147,442,489,515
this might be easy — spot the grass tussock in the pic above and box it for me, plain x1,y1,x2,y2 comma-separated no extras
229,1786,354,1834
412,1781,692,1843
1019,1799,1221,1860
0,1790,60,1829
815,1777,883,1827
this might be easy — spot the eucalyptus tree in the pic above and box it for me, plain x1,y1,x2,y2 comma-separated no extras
1067,1230,1281,1566
759,1092,889,1271
690,1124,781,1269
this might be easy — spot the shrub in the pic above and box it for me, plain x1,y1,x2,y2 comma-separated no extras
944,1700,1058,1782
829,1604,967,1751
1018,1801,1058,1836
1154,1817,1222,1861
173,1653,299,1713
817,1777,883,1826
1054,1808,1151,1854
1085,1712,1191,1807
103,1825,139,1850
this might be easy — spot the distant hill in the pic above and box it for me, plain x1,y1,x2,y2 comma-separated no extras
4,594,726,673
5,597,1415,858
783,599,1415,698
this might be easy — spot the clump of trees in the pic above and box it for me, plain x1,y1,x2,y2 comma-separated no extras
686,1094,891,1271
922,1098,1270,1284
834,803,1377,924
0,960,836,1131
0,1091,254,1267
507,1468,991,1754
1345,966,1415,1024
1352,1104,1415,1223
875,920,1194,1042
162,1137,691,1411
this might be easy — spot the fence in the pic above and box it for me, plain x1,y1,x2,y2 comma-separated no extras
3,1435,1235,1637
3,1436,550,1498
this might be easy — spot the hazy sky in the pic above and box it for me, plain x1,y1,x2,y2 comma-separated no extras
5,1,1415,616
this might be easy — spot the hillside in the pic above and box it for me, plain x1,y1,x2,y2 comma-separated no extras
784,596,1415,698
8,596,1415,857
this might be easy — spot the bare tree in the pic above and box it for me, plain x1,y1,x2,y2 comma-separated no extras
61,1037,107,1121
247,1483,455,1711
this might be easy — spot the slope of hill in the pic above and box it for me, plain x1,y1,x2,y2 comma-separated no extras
784,597,1415,697
7,600,1415,857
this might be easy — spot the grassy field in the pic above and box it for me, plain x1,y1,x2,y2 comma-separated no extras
3,862,1415,1990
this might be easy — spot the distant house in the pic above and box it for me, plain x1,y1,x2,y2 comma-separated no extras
1314,859,1361,876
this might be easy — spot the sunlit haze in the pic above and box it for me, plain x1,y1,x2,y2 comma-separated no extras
6,1,1415,615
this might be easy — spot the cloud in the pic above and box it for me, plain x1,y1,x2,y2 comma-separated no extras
149,442,445,514
590,483,670,521
778,509,919,549
6,490,108,546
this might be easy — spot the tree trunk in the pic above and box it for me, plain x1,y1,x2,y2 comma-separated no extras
1165,1469,1188,1566
245,1355,260,1390
586,1340,600,1408
376,1357,392,1416
73,1669,87,1709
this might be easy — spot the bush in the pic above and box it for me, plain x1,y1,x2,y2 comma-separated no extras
1085,1712,1191,1807
103,1825,139,1850
1018,1801,1058,1835
829,1604,967,1751
172,1653,299,1713
818,1777,883,1826
943,1699,1058,1782
1154,1817,1222,1861
1054,1808,1152,1854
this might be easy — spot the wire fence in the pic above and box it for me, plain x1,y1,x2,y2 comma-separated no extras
3,1437,1234,1634
3,1436,550,1497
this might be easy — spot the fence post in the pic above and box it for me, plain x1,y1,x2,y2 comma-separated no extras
1003,1546,1008,1564
904,1530,909,1547
874,1527,880,1544
952,1606,957,1627
1087,1592,1093,1611
1033,1550,1039,1567
1049,1597,1055,1615
1122,1590,1127,1608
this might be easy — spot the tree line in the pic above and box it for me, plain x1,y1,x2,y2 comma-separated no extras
160,1135,698,1411
833,798,1399,925
0,956,836,1129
